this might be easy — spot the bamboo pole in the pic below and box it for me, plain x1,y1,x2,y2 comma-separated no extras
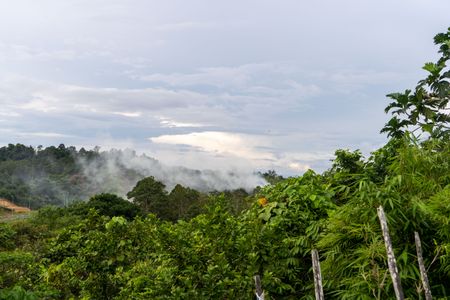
312,249,325,300
414,231,432,300
377,205,404,300
254,275,264,300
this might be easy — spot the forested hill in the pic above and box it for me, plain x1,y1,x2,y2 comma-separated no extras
0,143,266,209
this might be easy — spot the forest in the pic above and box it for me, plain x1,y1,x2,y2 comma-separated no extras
0,142,269,211
0,28,449,299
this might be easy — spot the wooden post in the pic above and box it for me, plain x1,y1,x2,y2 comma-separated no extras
312,249,325,300
377,205,404,300
414,231,432,300
254,275,264,300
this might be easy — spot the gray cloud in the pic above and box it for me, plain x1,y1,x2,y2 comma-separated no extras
0,0,449,177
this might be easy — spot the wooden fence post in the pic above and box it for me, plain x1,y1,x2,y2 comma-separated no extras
254,275,264,300
312,249,325,300
414,231,432,300
377,205,404,300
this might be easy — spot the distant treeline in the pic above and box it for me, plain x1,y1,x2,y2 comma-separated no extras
0,143,281,213
0,144,96,208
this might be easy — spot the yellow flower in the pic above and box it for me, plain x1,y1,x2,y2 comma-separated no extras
258,197,268,207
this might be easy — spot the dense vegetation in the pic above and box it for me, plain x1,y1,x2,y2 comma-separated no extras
0,144,136,208
0,144,262,210
0,28,449,299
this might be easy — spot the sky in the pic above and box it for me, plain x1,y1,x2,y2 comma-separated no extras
0,0,449,175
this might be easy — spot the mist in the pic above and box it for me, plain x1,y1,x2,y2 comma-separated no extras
77,148,267,198
1,144,266,208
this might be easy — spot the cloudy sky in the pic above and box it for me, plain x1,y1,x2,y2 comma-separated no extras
0,0,449,174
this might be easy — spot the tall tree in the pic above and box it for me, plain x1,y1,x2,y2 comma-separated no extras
127,176,168,217
167,184,201,221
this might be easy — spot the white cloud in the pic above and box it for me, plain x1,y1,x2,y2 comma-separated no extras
148,131,342,174
0,110,20,117
113,111,142,118
150,131,274,161
1,76,209,115
157,116,208,128
0,128,74,139
137,63,307,91
139,64,262,88
0,42,84,62
18,132,75,138
19,95,59,113
288,162,310,172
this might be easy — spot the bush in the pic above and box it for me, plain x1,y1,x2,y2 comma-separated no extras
0,251,35,289
0,223,16,251
0,286,38,300
85,193,142,220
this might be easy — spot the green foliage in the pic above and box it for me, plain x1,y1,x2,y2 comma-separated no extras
331,149,364,174
127,176,168,216
0,144,148,209
250,171,336,298
38,211,178,299
259,170,285,185
79,193,142,220
0,223,16,251
0,286,38,300
319,138,450,299
0,143,93,208
0,251,35,289
7,220,49,252
325,149,366,203
166,184,203,221
211,188,252,215
29,205,82,232
382,28,450,139
0,144,35,161
117,197,255,299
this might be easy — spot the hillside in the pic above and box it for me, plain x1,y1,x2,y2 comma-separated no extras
0,144,265,209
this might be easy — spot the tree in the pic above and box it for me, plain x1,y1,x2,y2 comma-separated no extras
330,149,364,174
381,28,450,139
74,193,142,220
221,188,251,214
167,184,202,221
260,170,284,185
126,176,168,217
0,144,35,161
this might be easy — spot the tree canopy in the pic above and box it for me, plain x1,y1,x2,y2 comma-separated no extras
127,176,168,216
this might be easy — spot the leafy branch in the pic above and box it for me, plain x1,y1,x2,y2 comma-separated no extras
381,28,450,139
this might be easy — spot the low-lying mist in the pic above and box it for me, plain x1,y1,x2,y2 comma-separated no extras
0,144,267,208
78,148,267,197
